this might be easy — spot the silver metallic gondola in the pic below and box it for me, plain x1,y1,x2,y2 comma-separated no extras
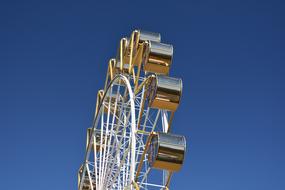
139,30,161,43
119,30,161,68
146,74,182,111
143,41,173,75
148,132,186,172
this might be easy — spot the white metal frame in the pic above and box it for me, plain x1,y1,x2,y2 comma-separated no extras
79,73,172,190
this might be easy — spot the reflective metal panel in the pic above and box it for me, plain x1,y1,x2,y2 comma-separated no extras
143,41,173,75
147,75,182,111
139,30,161,43
148,132,186,172
133,30,161,67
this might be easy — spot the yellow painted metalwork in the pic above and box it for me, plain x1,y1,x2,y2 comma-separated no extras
135,132,156,181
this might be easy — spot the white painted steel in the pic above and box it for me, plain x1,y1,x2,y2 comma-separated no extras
79,74,171,190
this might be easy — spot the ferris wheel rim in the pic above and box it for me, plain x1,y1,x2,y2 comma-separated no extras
79,74,138,190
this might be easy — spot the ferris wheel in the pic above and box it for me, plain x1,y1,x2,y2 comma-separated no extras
78,30,187,190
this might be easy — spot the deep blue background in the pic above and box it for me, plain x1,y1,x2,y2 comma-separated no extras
0,0,284,189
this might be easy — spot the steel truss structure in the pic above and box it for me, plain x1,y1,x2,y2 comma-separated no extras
78,30,187,190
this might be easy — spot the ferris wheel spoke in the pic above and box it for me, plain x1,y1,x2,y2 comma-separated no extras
108,143,132,188
105,125,131,188
101,89,115,178
138,167,151,188
92,133,99,189
142,107,150,131
102,85,122,188
85,163,95,190
103,109,130,186
101,77,136,189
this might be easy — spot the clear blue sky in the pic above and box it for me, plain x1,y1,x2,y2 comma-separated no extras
0,0,284,189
